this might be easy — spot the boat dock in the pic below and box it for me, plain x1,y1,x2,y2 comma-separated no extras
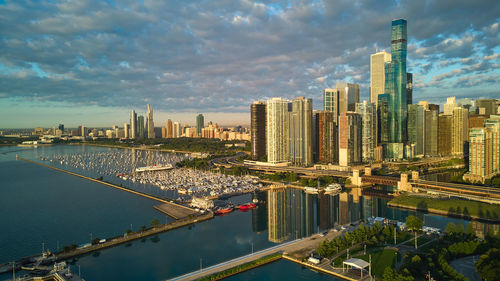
154,203,198,219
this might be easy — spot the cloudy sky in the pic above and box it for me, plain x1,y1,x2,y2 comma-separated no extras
0,0,499,128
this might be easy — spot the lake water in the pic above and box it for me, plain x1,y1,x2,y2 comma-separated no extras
0,145,497,280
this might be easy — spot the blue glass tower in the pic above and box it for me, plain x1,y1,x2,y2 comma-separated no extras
384,19,408,143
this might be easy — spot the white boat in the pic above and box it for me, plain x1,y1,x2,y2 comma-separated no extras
304,186,319,194
324,183,342,194
135,164,174,172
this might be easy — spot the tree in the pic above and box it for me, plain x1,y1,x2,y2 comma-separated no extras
150,219,160,227
445,222,456,235
405,215,422,232
465,223,475,236
456,223,464,235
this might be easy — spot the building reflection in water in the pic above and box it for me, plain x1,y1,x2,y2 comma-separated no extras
264,186,500,243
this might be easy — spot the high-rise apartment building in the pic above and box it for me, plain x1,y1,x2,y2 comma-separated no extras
407,104,426,156
424,103,439,156
384,19,408,143
173,122,181,138
452,107,469,155
324,88,339,124
465,128,493,183
196,114,204,136
166,119,173,138
444,96,457,115
137,115,145,138
81,125,87,137
378,94,391,143
124,123,130,139
438,114,452,156
336,82,359,113
356,101,377,162
130,110,137,138
338,112,361,166
317,111,337,164
485,116,500,172
289,97,313,167
146,104,155,139
251,101,267,161
370,51,391,106
267,98,291,163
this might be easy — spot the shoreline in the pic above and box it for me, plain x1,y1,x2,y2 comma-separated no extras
387,202,500,223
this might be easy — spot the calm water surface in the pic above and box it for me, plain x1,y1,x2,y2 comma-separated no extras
0,145,497,280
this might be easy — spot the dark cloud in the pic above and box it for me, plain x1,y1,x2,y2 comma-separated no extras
0,0,498,114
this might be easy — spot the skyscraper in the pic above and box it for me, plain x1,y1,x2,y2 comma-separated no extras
438,114,452,156
338,112,361,166
377,94,391,143
423,103,439,156
146,104,155,139
317,111,337,164
130,110,137,139
267,98,291,163
356,101,377,162
251,101,267,161
452,107,469,155
324,88,339,124
289,97,313,167
124,123,130,139
465,128,493,183
166,119,173,138
137,115,145,138
173,122,181,138
336,82,359,113
196,114,204,136
485,116,500,173
406,73,413,105
384,19,408,143
407,104,425,156
444,96,457,115
476,99,497,115
370,51,391,106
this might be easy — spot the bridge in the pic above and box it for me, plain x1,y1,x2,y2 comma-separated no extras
411,179,500,201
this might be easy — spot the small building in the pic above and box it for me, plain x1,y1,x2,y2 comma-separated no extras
342,258,370,278
308,256,321,264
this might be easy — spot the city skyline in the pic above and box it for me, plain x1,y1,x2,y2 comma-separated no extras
0,0,499,128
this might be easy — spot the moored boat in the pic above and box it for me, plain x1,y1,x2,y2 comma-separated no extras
238,203,257,211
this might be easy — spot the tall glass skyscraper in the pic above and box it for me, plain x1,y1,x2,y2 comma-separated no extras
384,19,408,143
196,114,204,136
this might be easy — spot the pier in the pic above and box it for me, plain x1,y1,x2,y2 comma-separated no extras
154,203,197,219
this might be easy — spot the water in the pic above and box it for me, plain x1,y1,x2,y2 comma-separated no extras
0,145,498,280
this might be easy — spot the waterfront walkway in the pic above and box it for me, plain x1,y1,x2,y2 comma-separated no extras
169,229,348,281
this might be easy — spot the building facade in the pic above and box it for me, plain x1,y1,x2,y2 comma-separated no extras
370,51,391,106
356,101,377,162
336,82,359,114
338,112,361,166
266,98,291,163
317,111,337,164
146,104,155,139
324,88,339,124
438,114,452,156
408,104,425,156
289,97,313,167
196,114,204,136
251,101,267,161
451,107,469,155
130,110,137,139
166,119,173,138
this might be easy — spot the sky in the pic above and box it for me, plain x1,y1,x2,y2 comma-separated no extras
0,0,499,128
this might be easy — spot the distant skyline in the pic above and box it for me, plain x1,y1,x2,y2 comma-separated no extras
0,0,499,128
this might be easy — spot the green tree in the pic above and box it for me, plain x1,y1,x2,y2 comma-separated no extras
456,223,465,235
405,215,422,232
445,222,456,235
150,219,160,227
465,223,475,236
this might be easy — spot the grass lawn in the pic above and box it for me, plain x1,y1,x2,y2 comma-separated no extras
357,249,399,278
389,194,500,220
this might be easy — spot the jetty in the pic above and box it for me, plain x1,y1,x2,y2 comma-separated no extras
154,203,197,219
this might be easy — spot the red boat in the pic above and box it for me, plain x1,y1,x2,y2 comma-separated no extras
214,208,233,216
116,173,128,177
238,203,257,211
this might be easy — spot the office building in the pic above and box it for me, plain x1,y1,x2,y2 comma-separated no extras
196,114,204,137
166,119,173,138
130,110,137,138
458,98,476,114
438,114,452,156
452,107,469,155
137,115,145,138
477,99,497,115
408,104,426,156
267,98,291,163
370,51,391,106
81,126,87,137
485,116,500,173
338,112,361,166
356,101,377,162
423,103,439,156
377,94,391,143
58,124,64,133
324,88,339,124
384,19,408,143
289,97,313,167
251,101,267,161
336,82,359,113
317,111,337,164
146,104,155,139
